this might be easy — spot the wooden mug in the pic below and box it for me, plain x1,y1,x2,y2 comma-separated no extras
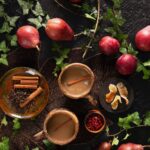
58,63,97,106
34,108,79,145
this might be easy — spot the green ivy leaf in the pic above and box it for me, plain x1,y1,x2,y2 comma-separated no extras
127,43,138,56
13,118,21,130
118,117,132,130
105,27,117,37
137,63,150,80
82,2,91,13
112,137,119,146
121,40,128,48
43,139,55,149
0,4,5,17
142,69,150,79
143,60,150,67
118,112,142,130
84,13,96,20
28,17,43,29
132,112,142,126
112,0,123,9
144,111,150,126
46,14,50,21
0,137,9,150
25,145,29,150
32,1,44,16
114,10,125,26
0,54,8,65
120,47,127,54
0,22,13,33
10,35,17,46
17,0,33,15
0,0,5,4
0,41,9,53
117,33,128,41
1,116,8,126
103,8,114,21
7,16,19,27
52,43,70,76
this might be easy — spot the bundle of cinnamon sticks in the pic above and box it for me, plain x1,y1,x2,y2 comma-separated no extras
12,75,43,108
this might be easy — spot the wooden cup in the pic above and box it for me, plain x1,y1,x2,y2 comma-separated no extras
34,109,79,145
58,63,97,106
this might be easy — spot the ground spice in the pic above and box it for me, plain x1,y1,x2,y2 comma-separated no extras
86,113,104,131
8,89,35,114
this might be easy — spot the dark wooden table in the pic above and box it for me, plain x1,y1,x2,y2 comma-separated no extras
0,0,150,150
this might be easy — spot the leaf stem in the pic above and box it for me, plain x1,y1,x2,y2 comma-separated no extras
107,125,150,137
82,0,100,58
39,57,53,73
83,52,102,62
74,32,85,37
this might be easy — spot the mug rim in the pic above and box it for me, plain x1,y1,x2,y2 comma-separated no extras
43,108,79,145
58,63,95,99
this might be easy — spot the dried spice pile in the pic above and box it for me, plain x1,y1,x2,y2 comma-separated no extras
8,89,35,114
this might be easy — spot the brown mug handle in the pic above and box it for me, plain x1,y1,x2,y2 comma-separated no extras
34,130,45,141
84,95,98,106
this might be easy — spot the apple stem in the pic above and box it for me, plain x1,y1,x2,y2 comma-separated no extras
143,145,150,148
36,45,40,51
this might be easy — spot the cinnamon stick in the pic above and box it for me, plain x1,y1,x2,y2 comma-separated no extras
12,75,39,81
14,84,38,89
53,118,72,132
20,80,38,85
20,86,43,108
67,75,90,86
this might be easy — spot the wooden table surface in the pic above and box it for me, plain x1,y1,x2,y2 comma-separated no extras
0,0,150,150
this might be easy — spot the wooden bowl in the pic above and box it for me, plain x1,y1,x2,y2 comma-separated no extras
84,110,106,134
43,108,79,145
58,63,95,99
0,67,49,119
99,78,134,113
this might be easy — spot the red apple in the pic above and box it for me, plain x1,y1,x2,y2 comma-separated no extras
135,25,150,52
45,18,74,41
118,143,143,150
17,25,40,49
116,54,137,75
98,142,112,150
99,36,120,55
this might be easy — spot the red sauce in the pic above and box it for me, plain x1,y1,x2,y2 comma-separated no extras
86,113,104,131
